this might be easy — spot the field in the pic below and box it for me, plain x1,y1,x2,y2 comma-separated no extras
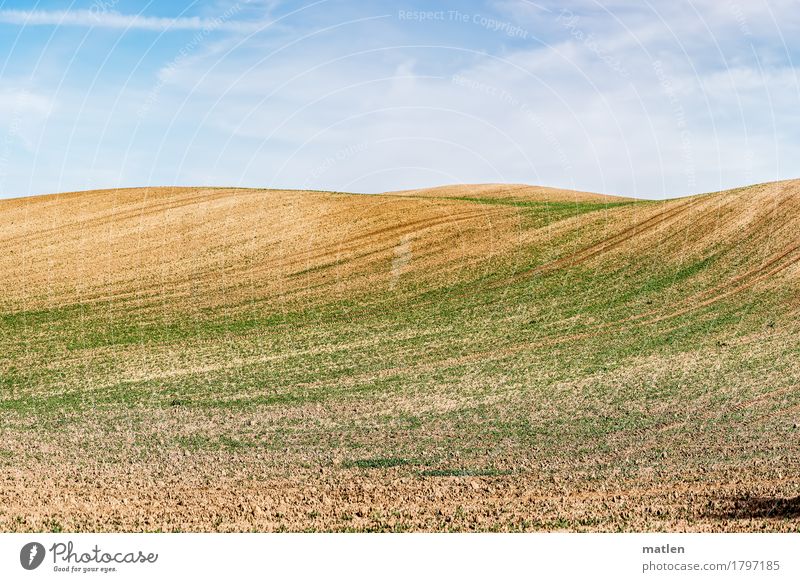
1,181,798,532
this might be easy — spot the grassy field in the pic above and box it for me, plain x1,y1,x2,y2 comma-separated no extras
1,181,798,532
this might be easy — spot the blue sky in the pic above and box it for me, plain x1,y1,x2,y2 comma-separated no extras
1,0,798,199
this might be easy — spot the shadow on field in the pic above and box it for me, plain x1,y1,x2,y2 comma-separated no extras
713,496,800,520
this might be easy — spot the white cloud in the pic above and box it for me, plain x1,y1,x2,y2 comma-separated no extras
0,89,52,116
112,16,800,199
0,9,261,32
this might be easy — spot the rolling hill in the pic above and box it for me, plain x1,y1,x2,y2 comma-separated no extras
1,181,798,532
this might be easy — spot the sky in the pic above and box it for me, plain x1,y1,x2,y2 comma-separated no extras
0,0,798,199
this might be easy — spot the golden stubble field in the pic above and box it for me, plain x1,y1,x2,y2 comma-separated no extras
1,181,798,531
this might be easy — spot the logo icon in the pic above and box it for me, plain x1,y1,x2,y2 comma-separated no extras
20,542,46,570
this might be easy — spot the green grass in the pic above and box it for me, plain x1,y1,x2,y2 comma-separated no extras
0,256,787,418
397,194,638,229
346,457,420,469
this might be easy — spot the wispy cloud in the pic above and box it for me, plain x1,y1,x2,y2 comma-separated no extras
0,9,260,32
